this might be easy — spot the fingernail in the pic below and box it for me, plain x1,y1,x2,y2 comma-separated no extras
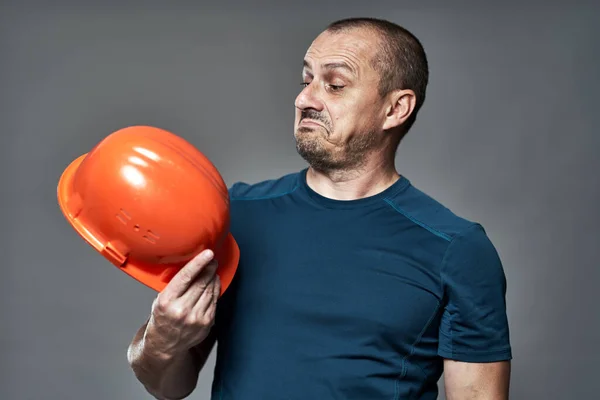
204,249,214,260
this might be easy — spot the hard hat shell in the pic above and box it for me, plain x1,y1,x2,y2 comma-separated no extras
57,125,239,296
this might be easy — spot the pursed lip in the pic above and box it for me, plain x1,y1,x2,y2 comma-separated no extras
299,119,324,128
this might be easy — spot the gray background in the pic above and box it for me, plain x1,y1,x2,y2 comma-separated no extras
1,1,598,399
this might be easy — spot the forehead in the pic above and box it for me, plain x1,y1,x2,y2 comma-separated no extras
304,29,380,71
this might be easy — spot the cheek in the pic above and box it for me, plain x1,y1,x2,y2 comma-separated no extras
327,96,379,140
328,104,350,132
330,108,360,137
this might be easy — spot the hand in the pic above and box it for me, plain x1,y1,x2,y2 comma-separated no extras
142,249,221,361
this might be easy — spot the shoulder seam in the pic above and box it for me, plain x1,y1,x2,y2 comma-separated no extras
440,222,480,304
382,197,453,242
230,184,299,202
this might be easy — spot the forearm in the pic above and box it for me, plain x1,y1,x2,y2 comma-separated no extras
131,347,199,400
126,251,220,399
127,322,207,400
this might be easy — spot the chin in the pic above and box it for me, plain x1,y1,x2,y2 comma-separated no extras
295,137,341,172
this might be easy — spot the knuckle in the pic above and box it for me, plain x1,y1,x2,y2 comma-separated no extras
153,296,168,312
198,280,212,293
183,313,198,327
178,271,193,285
168,304,187,321
194,277,208,288
201,314,214,327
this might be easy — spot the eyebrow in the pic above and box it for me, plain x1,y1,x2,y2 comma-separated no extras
303,59,356,76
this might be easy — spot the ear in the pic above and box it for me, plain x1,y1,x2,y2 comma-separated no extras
382,89,416,131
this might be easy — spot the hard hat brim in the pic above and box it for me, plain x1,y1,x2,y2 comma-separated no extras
57,153,240,297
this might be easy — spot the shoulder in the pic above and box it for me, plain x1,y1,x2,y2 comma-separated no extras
387,180,501,265
389,181,508,298
384,179,478,243
228,170,302,201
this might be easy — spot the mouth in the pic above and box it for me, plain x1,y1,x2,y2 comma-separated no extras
299,119,324,128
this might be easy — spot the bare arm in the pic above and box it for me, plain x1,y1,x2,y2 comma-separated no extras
127,320,217,400
443,360,511,400
126,250,221,400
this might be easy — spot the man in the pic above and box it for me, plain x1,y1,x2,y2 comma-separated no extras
127,17,512,399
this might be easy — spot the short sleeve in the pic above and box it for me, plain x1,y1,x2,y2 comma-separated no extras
438,223,512,362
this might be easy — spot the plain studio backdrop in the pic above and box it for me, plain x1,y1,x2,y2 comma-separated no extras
1,1,598,399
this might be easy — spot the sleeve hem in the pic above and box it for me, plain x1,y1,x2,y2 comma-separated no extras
438,348,512,363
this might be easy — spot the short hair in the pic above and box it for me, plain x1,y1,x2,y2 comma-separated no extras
326,17,429,133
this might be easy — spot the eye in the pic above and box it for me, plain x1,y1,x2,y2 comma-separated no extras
327,84,344,92
300,82,310,88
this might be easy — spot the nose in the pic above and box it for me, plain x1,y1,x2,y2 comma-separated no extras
295,82,324,112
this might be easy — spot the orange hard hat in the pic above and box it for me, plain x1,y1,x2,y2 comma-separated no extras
57,125,239,296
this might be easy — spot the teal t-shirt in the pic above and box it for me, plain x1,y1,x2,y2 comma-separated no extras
211,169,511,399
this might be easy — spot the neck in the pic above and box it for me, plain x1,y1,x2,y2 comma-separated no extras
305,155,400,201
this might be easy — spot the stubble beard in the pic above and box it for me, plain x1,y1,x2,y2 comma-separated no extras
294,126,379,174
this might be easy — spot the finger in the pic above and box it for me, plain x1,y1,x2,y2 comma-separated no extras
162,249,214,299
190,275,217,318
178,260,219,307
194,273,221,318
205,276,221,321
213,274,221,303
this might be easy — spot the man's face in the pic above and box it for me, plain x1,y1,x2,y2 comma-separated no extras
294,29,387,172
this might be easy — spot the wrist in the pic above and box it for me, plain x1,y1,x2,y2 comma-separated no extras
139,329,187,366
